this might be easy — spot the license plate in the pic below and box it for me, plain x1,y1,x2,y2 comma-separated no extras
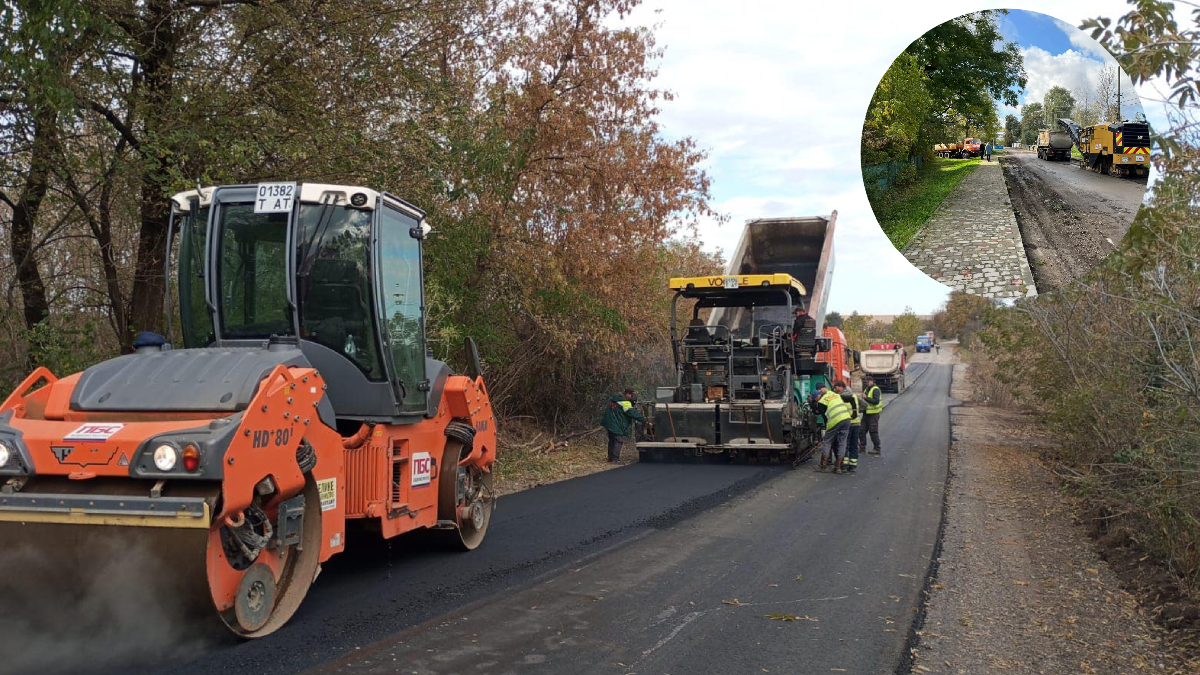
723,277,739,289
255,182,297,213
1136,156,1144,162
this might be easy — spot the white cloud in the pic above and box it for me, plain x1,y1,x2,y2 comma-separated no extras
1051,16,1112,60
1021,45,1106,111
622,0,1168,315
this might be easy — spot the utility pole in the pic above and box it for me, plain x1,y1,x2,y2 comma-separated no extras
1117,72,1122,121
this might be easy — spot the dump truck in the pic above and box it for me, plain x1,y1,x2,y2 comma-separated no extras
635,215,850,464
0,182,497,637
963,138,983,158
860,343,907,393
1036,129,1072,161
1059,118,1150,177
934,142,964,159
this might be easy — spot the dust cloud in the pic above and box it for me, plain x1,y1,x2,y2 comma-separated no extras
0,525,218,675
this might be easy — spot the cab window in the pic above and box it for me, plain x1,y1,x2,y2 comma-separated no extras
295,204,383,380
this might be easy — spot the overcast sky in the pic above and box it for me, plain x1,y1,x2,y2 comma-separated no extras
625,1,1172,316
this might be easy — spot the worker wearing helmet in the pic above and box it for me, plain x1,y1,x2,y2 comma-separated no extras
860,376,883,455
813,381,854,473
601,388,646,463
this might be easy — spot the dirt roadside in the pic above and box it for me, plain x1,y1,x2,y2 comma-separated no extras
908,355,1199,675
999,150,1146,293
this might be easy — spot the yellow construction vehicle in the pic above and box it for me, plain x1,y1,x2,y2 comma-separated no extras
1059,118,1150,177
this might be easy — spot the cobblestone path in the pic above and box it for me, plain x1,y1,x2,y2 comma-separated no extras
902,161,1038,298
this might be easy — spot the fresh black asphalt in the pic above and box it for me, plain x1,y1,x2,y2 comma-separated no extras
99,458,782,674
79,360,944,675
298,362,952,675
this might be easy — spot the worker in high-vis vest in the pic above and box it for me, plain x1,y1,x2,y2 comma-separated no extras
813,381,854,473
843,386,863,473
860,376,883,455
601,388,646,463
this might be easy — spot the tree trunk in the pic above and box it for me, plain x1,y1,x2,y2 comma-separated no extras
10,108,55,333
126,0,176,336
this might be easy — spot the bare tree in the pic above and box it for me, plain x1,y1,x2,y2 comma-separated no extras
1074,78,1100,126
1096,64,1119,123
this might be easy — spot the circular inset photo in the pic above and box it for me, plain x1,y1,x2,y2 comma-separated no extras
860,9,1150,298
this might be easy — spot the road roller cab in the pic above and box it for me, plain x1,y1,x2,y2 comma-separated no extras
0,182,497,637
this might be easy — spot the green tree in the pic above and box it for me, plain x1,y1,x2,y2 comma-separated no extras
861,51,933,164
0,0,720,424
1020,102,1044,146
1043,85,1076,122
887,307,923,347
1084,2,1200,109
841,312,872,352
941,292,994,345
904,10,1026,129
1003,114,1021,146
825,311,844,328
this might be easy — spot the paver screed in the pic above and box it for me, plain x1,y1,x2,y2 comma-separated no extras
902,161,1038,298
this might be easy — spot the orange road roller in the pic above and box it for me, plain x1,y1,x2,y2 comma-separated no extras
0,183,496,637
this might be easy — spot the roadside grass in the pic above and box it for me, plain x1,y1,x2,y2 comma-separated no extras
868,157,980,250
493,426,616,496
1071,145,1082,158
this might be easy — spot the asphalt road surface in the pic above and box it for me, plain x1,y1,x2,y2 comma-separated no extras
74,359,945,675
301,360,950,675
1000,148,1149,292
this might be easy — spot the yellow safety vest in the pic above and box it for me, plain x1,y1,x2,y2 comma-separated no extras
619,400,633,412
848,393,862,426
819,391,851,430
865,386,882,414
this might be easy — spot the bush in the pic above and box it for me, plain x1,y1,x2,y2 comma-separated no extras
965,176,1200,591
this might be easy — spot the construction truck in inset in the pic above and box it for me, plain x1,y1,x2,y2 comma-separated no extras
634,215,852,464
1036,129,1072,161
0,183,497,637
861,342,907,392
934,142,964,159
1058,118,1150,177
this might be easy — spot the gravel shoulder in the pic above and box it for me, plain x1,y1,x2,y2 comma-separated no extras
1000,149,1148,293
910,358,1199,675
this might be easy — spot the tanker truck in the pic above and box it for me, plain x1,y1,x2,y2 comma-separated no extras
1037,129,1073,161
935,142,964,159
634,214,851,464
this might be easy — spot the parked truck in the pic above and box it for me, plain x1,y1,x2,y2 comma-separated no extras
635,214,849,464
861,343,907,393
1036,129,1073,161
934,142,964,159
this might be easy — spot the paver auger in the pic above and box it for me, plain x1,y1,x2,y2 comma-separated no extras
0,183,496,637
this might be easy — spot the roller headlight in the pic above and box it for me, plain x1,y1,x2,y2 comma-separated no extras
0,440,10,467
153,443,178,471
